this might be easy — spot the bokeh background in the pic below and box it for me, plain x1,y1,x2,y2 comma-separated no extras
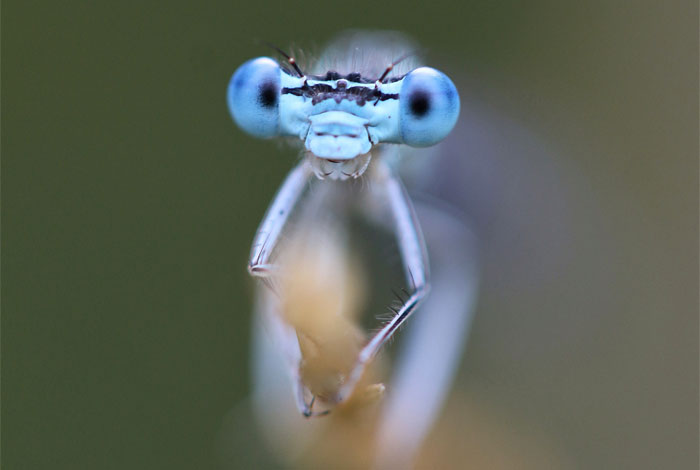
3,1,697,469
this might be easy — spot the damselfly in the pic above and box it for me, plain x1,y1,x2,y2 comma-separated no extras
227,31,478,465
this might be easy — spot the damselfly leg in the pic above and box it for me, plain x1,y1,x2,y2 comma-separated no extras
247,158,431,412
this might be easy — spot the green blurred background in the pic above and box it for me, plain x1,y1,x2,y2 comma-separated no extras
3,1,697,469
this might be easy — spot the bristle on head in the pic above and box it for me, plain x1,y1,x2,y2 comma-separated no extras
311,30,422,80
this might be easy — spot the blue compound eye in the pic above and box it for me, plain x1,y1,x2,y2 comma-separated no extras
399,67,460,147
227,57,280,138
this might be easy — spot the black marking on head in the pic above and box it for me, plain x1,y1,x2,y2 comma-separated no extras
277,67,407,106
258,81,278,108
282,83,398,106
283,69,405,84
408,89,430,117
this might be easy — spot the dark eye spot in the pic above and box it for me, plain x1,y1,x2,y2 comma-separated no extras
409,90,430,117
258,81,277,108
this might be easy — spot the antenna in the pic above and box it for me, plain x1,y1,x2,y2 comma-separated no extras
377,51,418,83
263,42,305,78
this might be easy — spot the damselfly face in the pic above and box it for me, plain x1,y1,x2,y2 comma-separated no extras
227,49,459,179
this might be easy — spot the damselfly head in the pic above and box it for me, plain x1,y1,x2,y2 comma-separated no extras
227,41,460,180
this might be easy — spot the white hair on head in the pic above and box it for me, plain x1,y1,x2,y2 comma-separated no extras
311,30,422,79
